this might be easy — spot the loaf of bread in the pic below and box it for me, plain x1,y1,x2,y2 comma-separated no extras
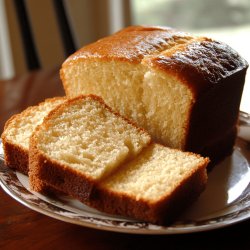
60,25,248,163
1,97,66,174
29,95,209,225
29,95,151,194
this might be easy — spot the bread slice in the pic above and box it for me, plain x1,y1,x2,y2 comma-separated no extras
60,25,248,163
29,95,151,197
29,95,209,224
90,144,208,225
1,97,66,175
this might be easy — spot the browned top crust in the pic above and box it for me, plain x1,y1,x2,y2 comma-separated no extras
63,26,193,63
62,25,248,98
148,38,249,97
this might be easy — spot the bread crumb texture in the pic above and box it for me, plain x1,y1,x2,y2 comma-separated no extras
35,96,151,180
3,98,65,149
61,28,199,149
103,144,207,202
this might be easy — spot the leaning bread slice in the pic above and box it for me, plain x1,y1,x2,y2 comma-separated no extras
90,144,209,225
29,95,151,198
1,97,66,175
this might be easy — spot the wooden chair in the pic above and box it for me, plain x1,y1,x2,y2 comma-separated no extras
3,0,131,77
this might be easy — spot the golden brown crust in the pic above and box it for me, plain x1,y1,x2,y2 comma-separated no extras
184,67,246,158
148,38,248,98
199,127,237,169
89,158,208,225
1,112,29,174
62,26,192,65
60,26,193,95
2,139,29,174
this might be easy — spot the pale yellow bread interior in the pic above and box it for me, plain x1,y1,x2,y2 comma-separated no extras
33,95,151,180
62,60,194,149
2,97,66,151
92,143,208,224
102,143,208,202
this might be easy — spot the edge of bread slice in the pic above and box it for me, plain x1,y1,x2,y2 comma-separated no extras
1,97,66,175
90,143,209,225
29,95,151,199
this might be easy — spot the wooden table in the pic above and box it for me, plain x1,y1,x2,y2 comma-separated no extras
0,69,249,250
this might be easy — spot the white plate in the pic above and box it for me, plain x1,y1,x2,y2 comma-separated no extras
0,112,250,234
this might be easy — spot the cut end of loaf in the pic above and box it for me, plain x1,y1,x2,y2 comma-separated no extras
60,26,200,149
61,60,193,149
